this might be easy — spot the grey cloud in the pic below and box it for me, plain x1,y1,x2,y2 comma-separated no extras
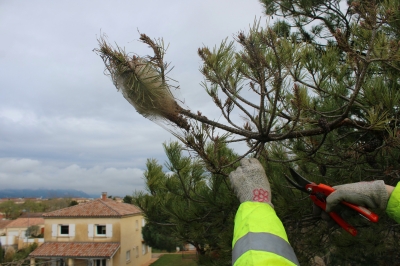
0,0,263,195
0,158,144,196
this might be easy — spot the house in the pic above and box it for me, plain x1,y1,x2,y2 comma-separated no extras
0,220,12,249
0,220,12,236
113,197,123,203
29,192,151,266
1,216,45,248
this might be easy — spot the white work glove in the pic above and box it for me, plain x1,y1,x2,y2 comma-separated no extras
314,180,389,222
325,180,389,212
229,158,273,208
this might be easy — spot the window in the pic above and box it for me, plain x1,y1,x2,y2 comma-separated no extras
135,220,138,231
126,250,131,262
95,259,106,266
60,225,69,235
88,224,112,238
142,243,147,255
51,224,75,237
96,225,106,235
135,246,139,258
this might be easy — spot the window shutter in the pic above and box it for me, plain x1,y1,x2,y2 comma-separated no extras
106,224,112,237
52,224,57,237
69,224,75,237
88,224,94,237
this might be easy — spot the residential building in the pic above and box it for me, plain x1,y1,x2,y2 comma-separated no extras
29,192,151,266
0,220,12,236
1,216,45,248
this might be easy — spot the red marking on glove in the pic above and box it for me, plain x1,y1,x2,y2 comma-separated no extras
253,188,270,203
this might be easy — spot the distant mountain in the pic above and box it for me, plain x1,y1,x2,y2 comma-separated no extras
0,189,96,199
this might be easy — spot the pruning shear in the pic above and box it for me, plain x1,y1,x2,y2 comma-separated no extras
285,168,379,236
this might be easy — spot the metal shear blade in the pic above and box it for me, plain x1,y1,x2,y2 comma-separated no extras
284,168,312,193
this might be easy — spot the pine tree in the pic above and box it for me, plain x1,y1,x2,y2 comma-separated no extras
97,0,400,264
133,142,239,265
141,223,180,252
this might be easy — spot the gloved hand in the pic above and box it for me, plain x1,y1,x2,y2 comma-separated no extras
314,180,389,222
229,158,273,208
325,180,389,212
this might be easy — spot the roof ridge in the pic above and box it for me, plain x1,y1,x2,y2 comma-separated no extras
42,198,141,217
44,199,96,216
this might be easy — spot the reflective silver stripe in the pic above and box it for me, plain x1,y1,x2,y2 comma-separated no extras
232,232,299,265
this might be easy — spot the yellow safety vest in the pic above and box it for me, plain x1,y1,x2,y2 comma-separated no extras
386,182,400,224
232,202,299,265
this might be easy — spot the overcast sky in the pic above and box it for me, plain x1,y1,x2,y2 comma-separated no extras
0,0,266,197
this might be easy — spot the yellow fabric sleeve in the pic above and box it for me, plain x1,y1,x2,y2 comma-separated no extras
232,202,289,246
232,202,297,266
386,182,400,224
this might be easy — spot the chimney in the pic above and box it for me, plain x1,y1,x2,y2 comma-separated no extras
101,192,107,200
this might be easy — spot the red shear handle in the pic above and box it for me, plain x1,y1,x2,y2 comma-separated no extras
311,194,358,236
328,211,358,236
341,201,379,223
310,183,379,223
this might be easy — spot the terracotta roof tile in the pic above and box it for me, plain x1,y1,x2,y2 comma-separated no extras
6,218,44,228
43,198,142,218
0,220,12,229
30,242,120,258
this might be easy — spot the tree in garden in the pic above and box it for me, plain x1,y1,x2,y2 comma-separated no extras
96,0,400,264
21,200,46,213
68,200,79,207
42,198,71,212
133,142,239,264
122,195,133,204
0,201,20,220
25,225,40,238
